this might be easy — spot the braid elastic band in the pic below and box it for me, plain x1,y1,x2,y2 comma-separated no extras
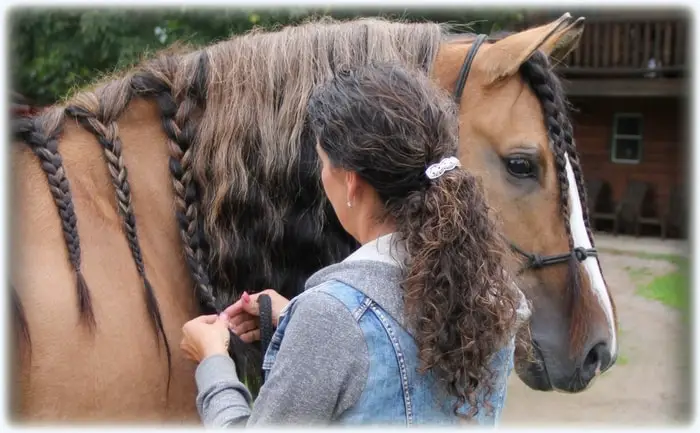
425,156,461,179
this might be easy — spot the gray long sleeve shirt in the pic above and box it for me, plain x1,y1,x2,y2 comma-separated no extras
194,233,530,426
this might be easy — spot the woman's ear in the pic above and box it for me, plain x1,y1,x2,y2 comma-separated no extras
345,171,359,207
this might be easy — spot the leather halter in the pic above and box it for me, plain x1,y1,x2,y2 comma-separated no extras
452,34,597,271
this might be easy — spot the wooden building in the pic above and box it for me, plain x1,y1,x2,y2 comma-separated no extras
522,10,689,238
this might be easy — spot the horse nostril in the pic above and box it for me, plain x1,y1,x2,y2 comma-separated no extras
584,343,601,367
580,342,610,383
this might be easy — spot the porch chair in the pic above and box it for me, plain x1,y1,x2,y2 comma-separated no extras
634,184,667,239
585,178,604,218
593,180,649,236
665,185,687,238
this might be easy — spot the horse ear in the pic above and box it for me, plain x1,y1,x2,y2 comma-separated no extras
545,16,586,64
480,13,585,85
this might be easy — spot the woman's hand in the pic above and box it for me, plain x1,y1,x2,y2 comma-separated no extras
180,314,230,363
220,290,290,343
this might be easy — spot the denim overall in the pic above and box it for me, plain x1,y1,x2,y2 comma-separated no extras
262,278,515,426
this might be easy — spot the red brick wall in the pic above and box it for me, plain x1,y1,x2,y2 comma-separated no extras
568,96,687,217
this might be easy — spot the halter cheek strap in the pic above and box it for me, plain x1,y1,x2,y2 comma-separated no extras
453,34,488,102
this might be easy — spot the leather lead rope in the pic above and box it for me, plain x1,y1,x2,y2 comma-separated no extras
257,294,274,384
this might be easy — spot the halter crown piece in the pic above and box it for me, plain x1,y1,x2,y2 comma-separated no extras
425,157,461,180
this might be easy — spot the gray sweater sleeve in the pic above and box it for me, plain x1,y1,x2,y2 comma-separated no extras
194,291,369,426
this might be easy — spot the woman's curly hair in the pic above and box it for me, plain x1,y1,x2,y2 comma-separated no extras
306,63,525,419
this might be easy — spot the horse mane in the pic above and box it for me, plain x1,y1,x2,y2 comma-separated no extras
182,17,450,307
13,16,456,384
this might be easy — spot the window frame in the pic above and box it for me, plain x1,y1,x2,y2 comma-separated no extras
610,112,644,164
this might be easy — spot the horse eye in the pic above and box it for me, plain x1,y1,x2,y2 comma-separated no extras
505,157,537,178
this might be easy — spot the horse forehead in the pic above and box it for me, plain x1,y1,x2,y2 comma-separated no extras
459,76,549,151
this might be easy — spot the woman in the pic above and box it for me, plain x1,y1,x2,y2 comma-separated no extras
180,63,530,426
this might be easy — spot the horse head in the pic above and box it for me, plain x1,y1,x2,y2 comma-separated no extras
436,13,617,392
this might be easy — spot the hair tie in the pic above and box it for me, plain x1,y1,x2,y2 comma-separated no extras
425,156,461,180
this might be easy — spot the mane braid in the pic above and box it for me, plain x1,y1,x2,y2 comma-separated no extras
64,98,173,394
130,55,218,312
130,52,259,383
13,112,96,330
520,52,593,356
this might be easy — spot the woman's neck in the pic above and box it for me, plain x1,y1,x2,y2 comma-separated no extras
350,191,396,245
355,220,396,245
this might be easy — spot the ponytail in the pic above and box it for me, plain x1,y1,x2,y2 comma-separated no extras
389,167,523,418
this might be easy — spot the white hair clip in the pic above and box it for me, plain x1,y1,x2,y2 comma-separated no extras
425,156,461,180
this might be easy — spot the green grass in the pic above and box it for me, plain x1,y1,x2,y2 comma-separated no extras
610,248,691,312
635,258,690,311
626,266,653,283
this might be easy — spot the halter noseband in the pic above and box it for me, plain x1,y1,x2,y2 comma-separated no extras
452,34,597,271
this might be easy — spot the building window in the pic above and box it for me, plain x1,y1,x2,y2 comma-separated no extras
611,113,643,164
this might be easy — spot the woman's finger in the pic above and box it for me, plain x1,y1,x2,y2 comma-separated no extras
221,299,245,321
229,311,255,328
196,314,220,324
241,293,260,316
179,340,194,362
222,292,260,317
232,319,258,336
239,329,261,344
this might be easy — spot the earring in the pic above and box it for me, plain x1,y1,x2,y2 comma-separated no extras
347,201,352,208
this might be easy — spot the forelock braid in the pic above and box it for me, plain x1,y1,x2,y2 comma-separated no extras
65,89,173,393
562,124,596,248
520,54,573,248
13,112,96,329
523,53,595,247
131,52,218,312
521,52,594,354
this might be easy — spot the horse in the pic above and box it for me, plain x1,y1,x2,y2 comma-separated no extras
10,13,618,423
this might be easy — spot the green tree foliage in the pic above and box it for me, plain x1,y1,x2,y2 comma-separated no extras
9,7,525,105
